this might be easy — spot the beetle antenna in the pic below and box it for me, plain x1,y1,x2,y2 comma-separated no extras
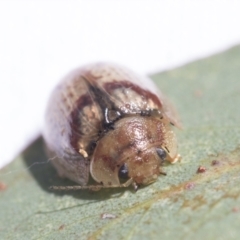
49,178,134,191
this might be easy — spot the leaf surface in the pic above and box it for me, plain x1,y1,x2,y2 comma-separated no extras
1,46,240,240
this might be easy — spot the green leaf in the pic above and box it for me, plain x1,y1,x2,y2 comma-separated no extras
1,46,240,240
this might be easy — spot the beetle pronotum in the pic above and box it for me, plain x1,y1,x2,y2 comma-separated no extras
43,63,181,191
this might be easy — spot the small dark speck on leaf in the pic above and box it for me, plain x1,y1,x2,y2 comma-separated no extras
211,160,221,166
197,166,207,174
232,207,240,213
194,89,203,98
185,182,195,190
58,224,65,230
0,182,7,191
144,220,151,225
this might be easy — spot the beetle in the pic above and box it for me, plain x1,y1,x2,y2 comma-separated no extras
43,63,181,191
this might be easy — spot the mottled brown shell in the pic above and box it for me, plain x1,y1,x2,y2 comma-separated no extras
43,63,180,189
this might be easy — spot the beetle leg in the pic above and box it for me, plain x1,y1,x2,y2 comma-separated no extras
170,154,181,164
132,181,139,191
159,171,167,176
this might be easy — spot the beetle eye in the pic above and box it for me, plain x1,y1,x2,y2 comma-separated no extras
118,163,129,179
156,148,167,161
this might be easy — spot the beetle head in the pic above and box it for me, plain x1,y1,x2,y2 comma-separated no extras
90,116,179,189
